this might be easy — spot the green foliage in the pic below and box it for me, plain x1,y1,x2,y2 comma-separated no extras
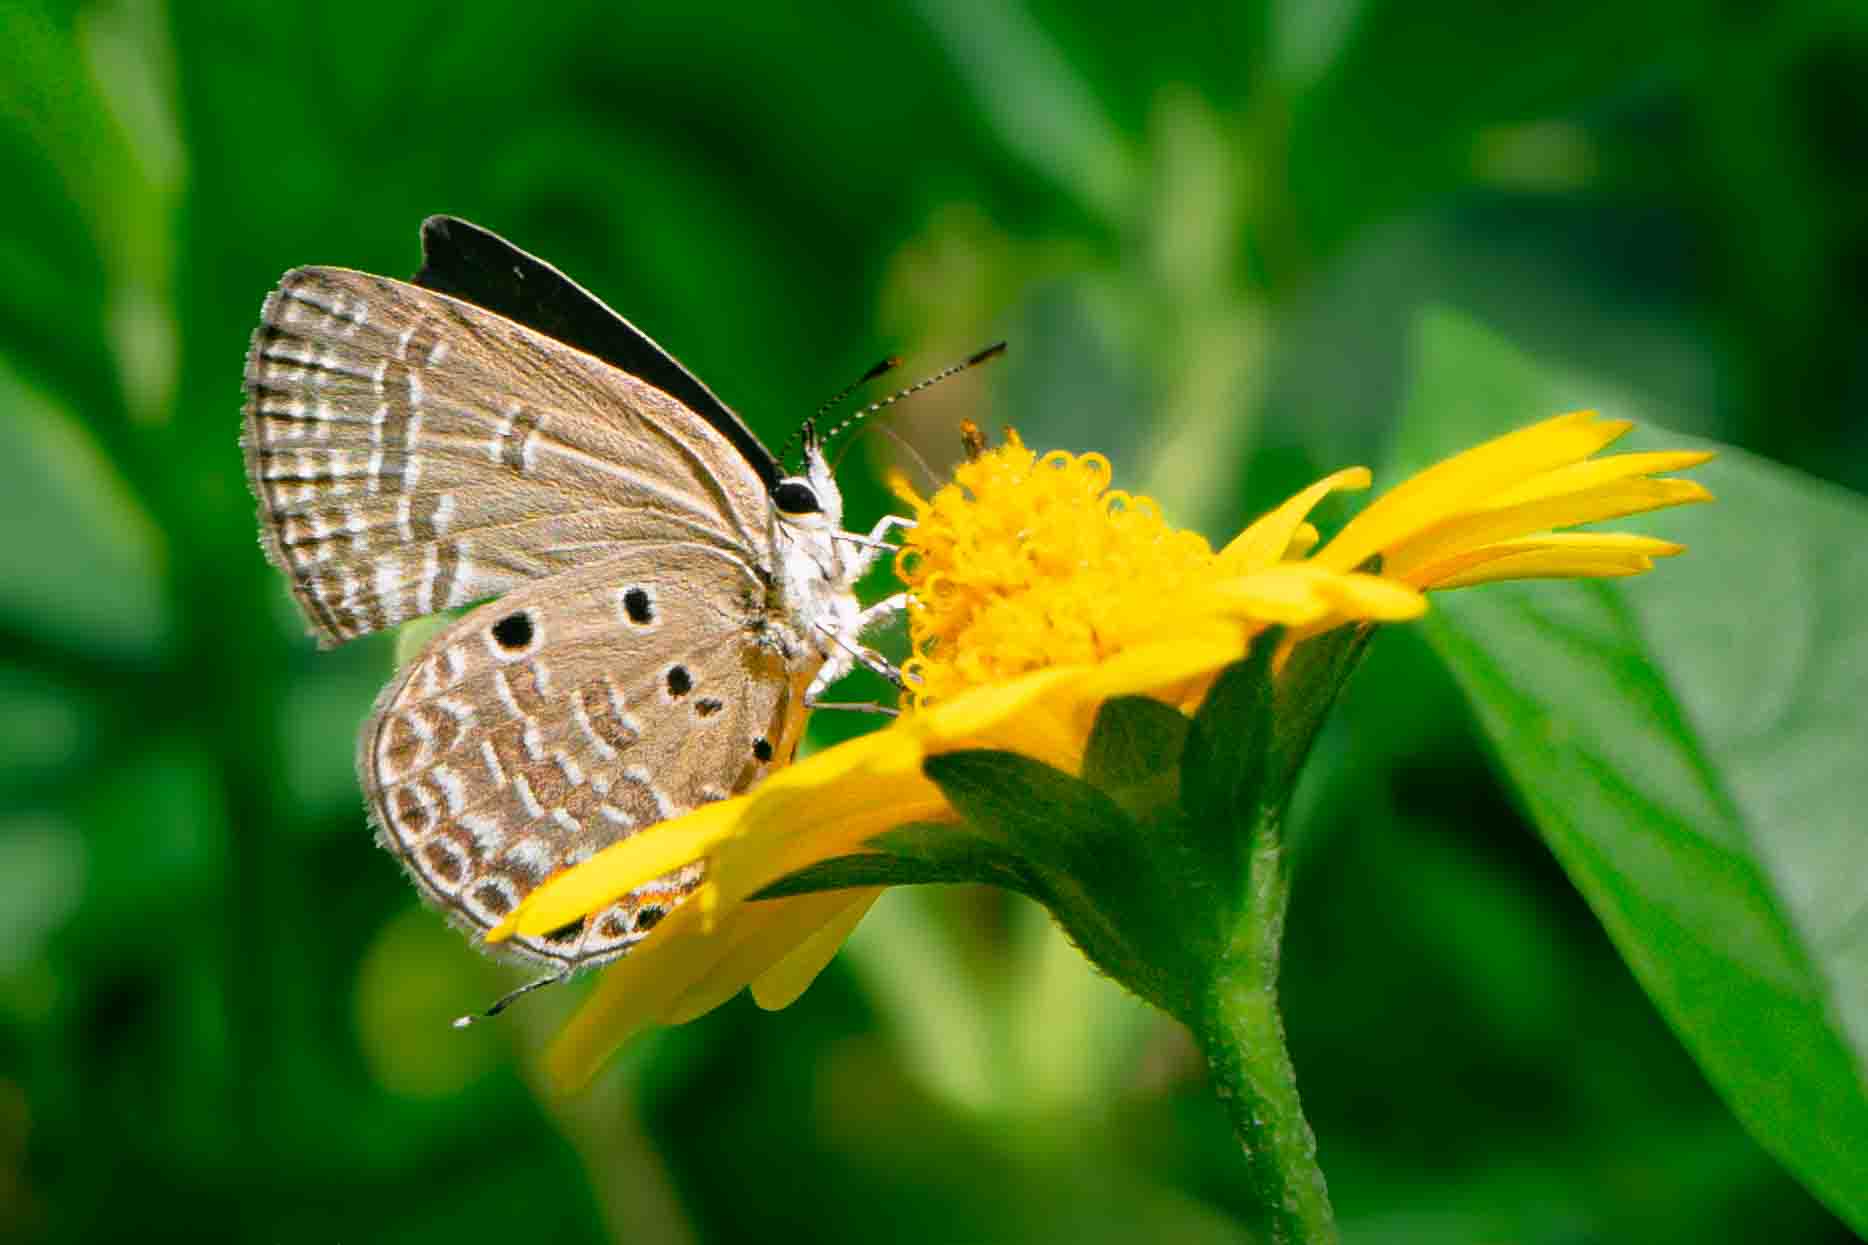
1400,311,1868,1233
1180,645,1277,838
3,0,1865,1241
1080,695,1189,812
905,634,1377,1038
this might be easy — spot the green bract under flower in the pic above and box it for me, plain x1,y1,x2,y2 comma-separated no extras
486,411,1712,1088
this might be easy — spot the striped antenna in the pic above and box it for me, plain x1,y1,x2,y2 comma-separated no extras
818,342,1007,453
782,355,900,471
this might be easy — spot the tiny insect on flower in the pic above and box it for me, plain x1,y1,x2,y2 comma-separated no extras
489,410,1711,1087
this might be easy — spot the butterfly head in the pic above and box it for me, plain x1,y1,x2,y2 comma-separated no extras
773,421,846,533
772,420,854,576
767,421,865,666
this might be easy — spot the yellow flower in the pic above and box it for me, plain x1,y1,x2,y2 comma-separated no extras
490,411,1710,1088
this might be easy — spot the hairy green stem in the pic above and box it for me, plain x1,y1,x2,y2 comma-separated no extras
1196,816,1337,1244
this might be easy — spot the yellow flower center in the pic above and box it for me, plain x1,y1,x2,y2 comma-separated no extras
893,430,1218,708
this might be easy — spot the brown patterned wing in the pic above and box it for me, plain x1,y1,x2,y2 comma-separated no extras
362,543,808,970
241,266,772,646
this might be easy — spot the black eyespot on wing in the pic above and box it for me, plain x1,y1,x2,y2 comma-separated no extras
623,587,654,624
472,882,514,918
492,611,534,650
772,480,820,514
636,905,665,932
752,737,774,762
666,666,693,697
697,697,724,718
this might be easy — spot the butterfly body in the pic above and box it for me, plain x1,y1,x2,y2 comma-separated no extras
242,219,891,970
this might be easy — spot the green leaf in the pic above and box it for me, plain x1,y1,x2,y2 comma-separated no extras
1288,0,1688,261
1269,622,1377,805
1081,695,1189,817
910,0,1139,224
922,751,1203,1014
922,751,1139,887
1179,625,1378,851
1181,643,1275,831
0,356,170,660
1399,309,1868,1232
1083,696,1190,791
751,822,1034,900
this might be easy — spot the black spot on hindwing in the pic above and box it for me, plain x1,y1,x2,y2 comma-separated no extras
492,611,534,650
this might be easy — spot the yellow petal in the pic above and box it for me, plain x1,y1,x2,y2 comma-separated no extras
1309,570,1430,620
709,787,954,911
542,900,720,1091
1199,565,1427,629
911,665,1090,740
749,890,883,1010
493,799,745,942
761,724,920,792
1218,467,1371,574
1385,477,1711,580
1318,411,1627,573
1200,573,1336,624
495,726,920,943
912,665,1094,768
1484,449,1715,507
1028,621,1246,737
660,890,878,1025
1408,531,1687,589
1423,544,1678,590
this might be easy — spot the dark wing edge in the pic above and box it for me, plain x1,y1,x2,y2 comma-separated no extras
412,215,782,489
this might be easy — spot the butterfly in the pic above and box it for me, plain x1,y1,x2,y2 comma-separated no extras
240,216,948,977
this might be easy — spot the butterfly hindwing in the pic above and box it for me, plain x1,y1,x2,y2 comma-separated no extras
241,265,772,646
363,545,804,969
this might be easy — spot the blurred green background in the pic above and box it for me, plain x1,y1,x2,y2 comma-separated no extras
2,0,1863,1241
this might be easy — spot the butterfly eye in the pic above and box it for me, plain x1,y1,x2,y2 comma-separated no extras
773,480,821,515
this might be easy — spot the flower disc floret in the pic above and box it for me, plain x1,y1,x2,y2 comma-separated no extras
895,432,1262,706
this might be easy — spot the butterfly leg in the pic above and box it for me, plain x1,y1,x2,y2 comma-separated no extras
856,591,907,636
807,632,903,693
806,611,906,716
839,514,917,578
805,698,900,717
805,546,913,717
843,593,909,687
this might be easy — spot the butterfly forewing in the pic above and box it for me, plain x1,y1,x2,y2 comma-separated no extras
241,266,771,646
241,221,883,983
411,215,782,491
365,545,805,968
